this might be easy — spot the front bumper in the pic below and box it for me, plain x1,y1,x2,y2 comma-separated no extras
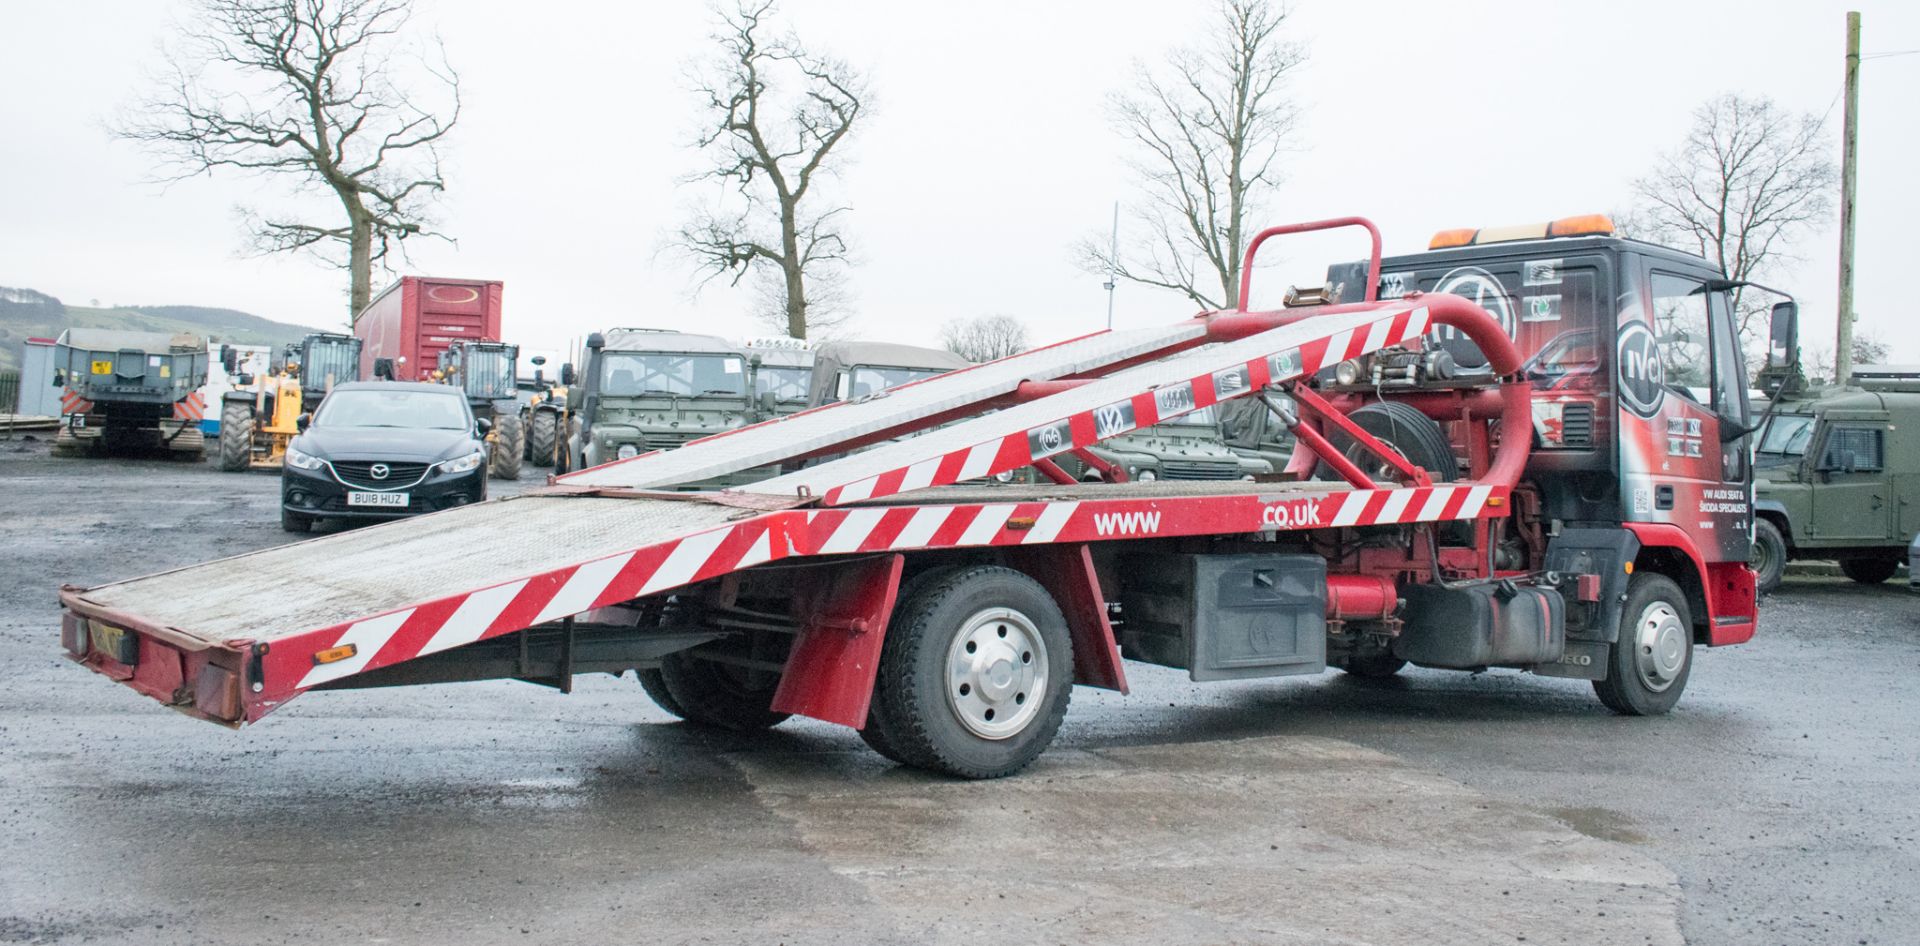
281,461,486,519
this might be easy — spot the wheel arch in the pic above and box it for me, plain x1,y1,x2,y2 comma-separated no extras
1753,500,1796,550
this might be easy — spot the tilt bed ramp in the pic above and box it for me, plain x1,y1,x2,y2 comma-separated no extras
64,217,1710,779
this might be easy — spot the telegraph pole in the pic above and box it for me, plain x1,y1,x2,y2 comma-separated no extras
1835,11,1861,386
1104,202,1119,330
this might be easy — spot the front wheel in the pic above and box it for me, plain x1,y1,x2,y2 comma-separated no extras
488,412,524,480
866,565,1073,779
1840,556,1899,585
1593,573,1693,715
1751,519,1787,595
280,508,311,533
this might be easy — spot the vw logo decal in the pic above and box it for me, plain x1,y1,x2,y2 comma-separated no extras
369,463,391,480
1616,321,1666,418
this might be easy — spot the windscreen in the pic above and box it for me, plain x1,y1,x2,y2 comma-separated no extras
600,352,747,397
1758,414,1814,456
1162,405,1218,427
317,390,471,429
754,365,811,402
848,365,944,398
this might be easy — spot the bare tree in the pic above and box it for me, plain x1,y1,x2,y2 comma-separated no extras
117,0,459,319
1077,0,1306,311
1804,332,1891,385
940,314,1029,362
1629,94,1834,353
679,1,866,340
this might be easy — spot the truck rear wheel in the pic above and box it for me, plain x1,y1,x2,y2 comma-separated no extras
527,411,558,468
867,566,1073,779
1751,519,1787,594
488,412,523,479
1839,556,1898,585
657,648,790,731
217,401,254,472
1339,651,1406,678
1593,573,1692,716
635,668,688,719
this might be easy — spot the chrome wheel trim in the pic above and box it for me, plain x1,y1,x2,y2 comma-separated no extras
1632,600,1689,693
944,607,1049,740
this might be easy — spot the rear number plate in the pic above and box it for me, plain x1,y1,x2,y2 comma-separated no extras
347,491,409,508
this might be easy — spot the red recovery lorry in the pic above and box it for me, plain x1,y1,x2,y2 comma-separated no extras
58,216,1762,779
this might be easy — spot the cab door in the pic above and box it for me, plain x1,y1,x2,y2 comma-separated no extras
1616,266,1752,562
1807,421,1894,543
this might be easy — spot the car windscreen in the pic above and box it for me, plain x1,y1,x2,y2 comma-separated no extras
848,365,944,399
1758,414,1814,455
316,390,471,430
754,365,812,402
1163,405,1218,427
600,352,747,397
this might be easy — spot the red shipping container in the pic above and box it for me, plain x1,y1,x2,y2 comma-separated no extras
353,277,505,381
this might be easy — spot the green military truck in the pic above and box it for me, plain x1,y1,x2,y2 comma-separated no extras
1751,364,1919,593
1060,405,1271,482
565,328,753,474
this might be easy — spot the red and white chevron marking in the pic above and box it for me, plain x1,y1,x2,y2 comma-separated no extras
820,305,1433,506
173,391,206,422
60,388,94,415
269,478,1502,709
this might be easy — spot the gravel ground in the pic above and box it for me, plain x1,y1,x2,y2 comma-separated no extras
0,435,1914,945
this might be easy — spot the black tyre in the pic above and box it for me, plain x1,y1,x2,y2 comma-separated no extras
1593,573,1693,716
1751,519,1787,595
1339,651,1407,678
657,649,790,731
280,507,311,533
218,401,254,472
1839,556,1899,585
859,565,966,765
1314,401,1460,484
528,411,559,468
636,667,688,719
867,565,1073,779
488,412,524,480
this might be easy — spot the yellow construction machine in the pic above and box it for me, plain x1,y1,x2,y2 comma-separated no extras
217,333,362,472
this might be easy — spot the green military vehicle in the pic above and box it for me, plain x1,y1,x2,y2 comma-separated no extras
805,340,971,408
1751,362,1920,593
742,336,815,422
1060,405,1271,482
565,329,753,475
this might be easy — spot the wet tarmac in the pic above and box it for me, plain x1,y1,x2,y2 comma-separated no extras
1,439,1914,944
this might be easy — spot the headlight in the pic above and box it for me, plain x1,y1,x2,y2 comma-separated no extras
1136,469,1158,483
284,446,326,471
993,470,1015,483
616,443,640,460
1335,359,1364,386
439,449,486,474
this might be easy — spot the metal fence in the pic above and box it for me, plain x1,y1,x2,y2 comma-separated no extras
0,370,18,414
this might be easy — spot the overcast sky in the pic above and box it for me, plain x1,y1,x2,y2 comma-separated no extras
3,0,1915,365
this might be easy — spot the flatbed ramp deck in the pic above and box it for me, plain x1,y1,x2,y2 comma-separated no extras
60,297,1493,725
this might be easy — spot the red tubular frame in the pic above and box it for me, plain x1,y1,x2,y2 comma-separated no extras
1237,217,1383,311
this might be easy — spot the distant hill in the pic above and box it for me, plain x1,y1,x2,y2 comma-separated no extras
0,286,327,372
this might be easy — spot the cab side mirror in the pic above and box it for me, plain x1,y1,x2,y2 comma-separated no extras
295,413,311,432
219,344,238,373
373,357,395,381
476,417,493,436
757,391,777,415
1767,301,1798,370
530,355,547,367
560,362,576,387
51,371,65,387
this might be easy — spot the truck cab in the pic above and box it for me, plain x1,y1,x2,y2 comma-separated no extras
805,341,972,409
742,336,816,423
567,328,753,472
1750,368,1919,591
1319,214,1761,658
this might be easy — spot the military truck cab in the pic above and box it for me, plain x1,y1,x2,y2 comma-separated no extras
742,336,816,422
805,341,972,409
567,328,752,473
1751,367,1919,592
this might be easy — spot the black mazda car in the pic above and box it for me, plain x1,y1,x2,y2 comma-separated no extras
279,381,491,532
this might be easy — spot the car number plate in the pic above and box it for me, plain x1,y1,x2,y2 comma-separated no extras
347,491,409,508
